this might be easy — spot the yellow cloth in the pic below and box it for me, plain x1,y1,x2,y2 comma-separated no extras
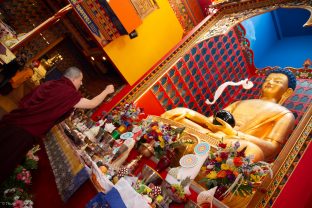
10,68,33,88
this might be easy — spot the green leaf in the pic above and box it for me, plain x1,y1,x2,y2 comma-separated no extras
174,127,185,135
198,178,210,183
180,177,191,188
23,159,38,170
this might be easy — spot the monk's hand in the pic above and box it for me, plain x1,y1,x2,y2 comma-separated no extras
214,117,237,136
105,85,114,94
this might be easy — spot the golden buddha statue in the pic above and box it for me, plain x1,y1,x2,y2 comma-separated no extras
161,68,297,162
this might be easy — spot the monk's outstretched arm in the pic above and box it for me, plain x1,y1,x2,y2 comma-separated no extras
74,85,114,109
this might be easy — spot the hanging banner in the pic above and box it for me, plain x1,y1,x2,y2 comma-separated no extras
68,0,123,46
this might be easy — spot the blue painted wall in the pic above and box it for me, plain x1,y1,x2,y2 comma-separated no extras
242,12,278,68
242,8,312,69
263,36,312,68
276,8,312,37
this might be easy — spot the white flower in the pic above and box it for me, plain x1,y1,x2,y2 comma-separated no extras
206,164,214,169
14,195,20,200
226,158,234,166
252,165,265,175
23,200,33,206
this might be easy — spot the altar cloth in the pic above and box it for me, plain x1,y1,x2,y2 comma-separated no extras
44,125,89,202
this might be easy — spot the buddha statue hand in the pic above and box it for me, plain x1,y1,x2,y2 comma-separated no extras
161,108,190,121
212,118,237,136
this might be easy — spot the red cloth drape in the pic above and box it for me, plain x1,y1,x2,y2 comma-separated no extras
2,77,81,137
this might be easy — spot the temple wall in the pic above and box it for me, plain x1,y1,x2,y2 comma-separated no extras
103,0,184,85
135,25,256,117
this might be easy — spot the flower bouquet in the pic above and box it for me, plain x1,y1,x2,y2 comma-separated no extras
105,103,145,130
134,181,164,206
139,120,185,159
161,181,188,204
198,141,272,201
0,145,40,208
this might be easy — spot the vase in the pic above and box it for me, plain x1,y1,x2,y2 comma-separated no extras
141,165,163,186
171,133,199,167
155,149,175,172
138,143,155,158
125,154,143,173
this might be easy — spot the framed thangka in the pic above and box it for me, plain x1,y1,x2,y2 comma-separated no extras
130,0,159,19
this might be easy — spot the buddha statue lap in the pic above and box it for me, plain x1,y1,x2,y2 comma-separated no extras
161,68,297,162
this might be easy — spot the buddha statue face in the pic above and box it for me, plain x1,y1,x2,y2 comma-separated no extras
261,73,289,102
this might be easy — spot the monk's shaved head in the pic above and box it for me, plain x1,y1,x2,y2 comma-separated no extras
64,67,82,79
64,67,83,90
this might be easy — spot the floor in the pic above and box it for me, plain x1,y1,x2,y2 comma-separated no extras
31,140,97,208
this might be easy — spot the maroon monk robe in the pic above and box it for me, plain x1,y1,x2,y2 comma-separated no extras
3,76,82,137
0,77,81,183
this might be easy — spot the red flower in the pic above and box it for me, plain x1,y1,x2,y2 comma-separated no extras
13,200,24,208
150,122,158,127
233,157,243,167
148,130,158,140
237,146,247,157
220,152,228,160
226,170,233,175
217,170,227,178
218,143,227,149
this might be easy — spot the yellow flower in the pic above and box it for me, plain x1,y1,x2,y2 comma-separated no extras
145,187,152,193
250,174,261,182
229,166,236,171
206,171,217,179
201,167,207,171
159,136,165,148
221,164,229,170
156,195,163,203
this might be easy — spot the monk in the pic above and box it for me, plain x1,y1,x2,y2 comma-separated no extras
0,66,114,183
161,68,296,162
